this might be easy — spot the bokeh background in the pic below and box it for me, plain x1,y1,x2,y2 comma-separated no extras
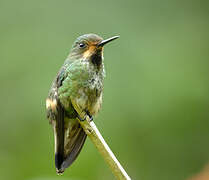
0,0,209,180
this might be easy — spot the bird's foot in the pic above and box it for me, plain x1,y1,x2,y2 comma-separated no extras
86,111,93,122
77,114,86,121
77,111,93,122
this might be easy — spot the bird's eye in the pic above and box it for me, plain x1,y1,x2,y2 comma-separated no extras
79,43,86,48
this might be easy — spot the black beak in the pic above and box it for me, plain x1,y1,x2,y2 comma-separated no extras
97,36,119,47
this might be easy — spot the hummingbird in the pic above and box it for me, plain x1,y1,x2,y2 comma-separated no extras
46,34,119,174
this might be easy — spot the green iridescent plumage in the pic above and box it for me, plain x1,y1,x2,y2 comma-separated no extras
46,34,118,174
58,58,105,111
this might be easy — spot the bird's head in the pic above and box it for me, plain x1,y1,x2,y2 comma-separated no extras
68,34,119,67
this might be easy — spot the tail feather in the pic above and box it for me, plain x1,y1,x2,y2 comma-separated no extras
54,116,87,174
61,128,87,171
53,100,65,173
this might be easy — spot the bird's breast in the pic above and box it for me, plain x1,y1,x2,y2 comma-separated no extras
74,65,104,115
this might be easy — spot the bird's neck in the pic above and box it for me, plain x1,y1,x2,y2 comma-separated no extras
67,51,104,71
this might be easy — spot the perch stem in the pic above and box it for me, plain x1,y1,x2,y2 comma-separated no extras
72,101,131,180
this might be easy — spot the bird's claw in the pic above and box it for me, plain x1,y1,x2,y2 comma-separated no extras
77,114,86,121
88,115,93,122
86,111,93,122
77,111,93,122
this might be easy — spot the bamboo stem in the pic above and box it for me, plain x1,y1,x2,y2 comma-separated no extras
72,101,131,180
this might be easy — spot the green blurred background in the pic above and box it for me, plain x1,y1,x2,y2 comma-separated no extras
0,0,209,180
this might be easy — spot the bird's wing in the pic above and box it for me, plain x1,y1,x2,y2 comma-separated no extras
46,61,87,173
46,68,67,172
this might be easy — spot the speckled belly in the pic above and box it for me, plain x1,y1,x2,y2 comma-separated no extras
74,87,103,116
